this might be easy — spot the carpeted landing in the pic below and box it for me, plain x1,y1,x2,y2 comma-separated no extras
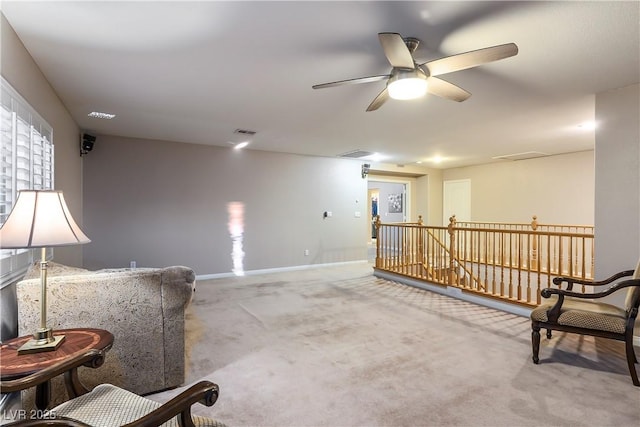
148,262,640,426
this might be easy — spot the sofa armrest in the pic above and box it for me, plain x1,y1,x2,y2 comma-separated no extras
160,266,196,388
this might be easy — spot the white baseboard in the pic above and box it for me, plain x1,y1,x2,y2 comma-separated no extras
196,259,370,280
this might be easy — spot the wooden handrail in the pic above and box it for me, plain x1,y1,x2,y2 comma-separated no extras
456,215,594,232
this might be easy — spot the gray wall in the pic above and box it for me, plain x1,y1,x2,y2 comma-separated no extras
0,13,83,267
1,14,82,341
594,83,640,279
442,150,595,225
82,135,369,275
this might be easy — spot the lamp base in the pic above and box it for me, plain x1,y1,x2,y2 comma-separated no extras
17,329,65,355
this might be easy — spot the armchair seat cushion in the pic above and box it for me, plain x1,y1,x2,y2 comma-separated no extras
52,384,225,427
531,297,627,334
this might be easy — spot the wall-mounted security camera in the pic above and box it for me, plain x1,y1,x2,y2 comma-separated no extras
80,133,96,157
361,163,371,179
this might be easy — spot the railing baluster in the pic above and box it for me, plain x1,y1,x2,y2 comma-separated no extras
568,235,573,277
491,231,497,295
525,233,529,302
558,236,564,278
546,235,552,289
517,233,522,301
508,233,513,299
500,232,505,298
484,230,489,290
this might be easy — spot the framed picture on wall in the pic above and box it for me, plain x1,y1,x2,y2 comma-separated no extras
388,193,403,213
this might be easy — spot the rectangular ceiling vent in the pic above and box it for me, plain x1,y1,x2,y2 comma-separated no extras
234,129,256,136
493,151,549,161
338,150,374,159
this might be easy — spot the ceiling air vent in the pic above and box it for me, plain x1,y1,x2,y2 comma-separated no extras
338,150,374,159
493,151,549,161
234,129,256,136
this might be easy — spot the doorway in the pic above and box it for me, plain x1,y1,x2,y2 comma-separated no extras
367,180,407,239
443,179,471,225
368,188,379,240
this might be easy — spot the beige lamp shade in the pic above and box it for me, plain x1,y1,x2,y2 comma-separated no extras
0,190,90,249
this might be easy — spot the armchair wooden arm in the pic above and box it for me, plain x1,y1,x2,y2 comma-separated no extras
542,279,640,323
4,381,222,427
543,278,640,299
3,381,220,427
123,381,219,427
552,269,635,289
0,349,105,395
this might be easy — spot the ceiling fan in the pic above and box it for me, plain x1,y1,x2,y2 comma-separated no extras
312,33,518,111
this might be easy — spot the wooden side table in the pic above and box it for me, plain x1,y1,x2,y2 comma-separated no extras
0,328,113,410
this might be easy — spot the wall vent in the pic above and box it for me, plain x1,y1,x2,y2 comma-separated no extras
493,151,549,161
234,129,256,136
338,150,374,159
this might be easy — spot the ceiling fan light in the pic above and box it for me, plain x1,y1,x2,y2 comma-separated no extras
388,72,428,100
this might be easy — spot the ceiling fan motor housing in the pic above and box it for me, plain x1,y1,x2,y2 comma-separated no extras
403,37,420,54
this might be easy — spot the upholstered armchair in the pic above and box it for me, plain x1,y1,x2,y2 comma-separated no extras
16,263,196,405
530,260,640,386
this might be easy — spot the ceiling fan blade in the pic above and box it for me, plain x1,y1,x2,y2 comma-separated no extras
312,74,390,90
422,43,518,77
366,88,389,112
426,77,471,102
378,32,415,69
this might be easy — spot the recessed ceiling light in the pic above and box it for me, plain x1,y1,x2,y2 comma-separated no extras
234,141,249,150
88,111,116,119
365,153,387,162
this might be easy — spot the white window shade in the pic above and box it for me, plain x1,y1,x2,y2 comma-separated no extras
0,77,54,286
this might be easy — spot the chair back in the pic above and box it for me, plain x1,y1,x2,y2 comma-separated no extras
624,258,640,312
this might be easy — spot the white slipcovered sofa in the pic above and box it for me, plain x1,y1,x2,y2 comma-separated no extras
16,263,195,402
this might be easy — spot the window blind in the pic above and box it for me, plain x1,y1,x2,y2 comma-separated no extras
0,77,54,286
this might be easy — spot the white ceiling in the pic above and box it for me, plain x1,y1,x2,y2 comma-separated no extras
2,1,639,169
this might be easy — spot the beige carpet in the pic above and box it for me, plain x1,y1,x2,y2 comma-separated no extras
149,262,640,426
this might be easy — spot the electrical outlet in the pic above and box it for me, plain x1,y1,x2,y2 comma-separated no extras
304,249,310,256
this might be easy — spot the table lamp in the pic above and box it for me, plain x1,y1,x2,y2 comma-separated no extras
0,190,90,354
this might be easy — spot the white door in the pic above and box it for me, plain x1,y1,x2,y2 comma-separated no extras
443,179,471,225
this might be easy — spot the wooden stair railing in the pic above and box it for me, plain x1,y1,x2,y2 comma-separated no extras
374,215,595,306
